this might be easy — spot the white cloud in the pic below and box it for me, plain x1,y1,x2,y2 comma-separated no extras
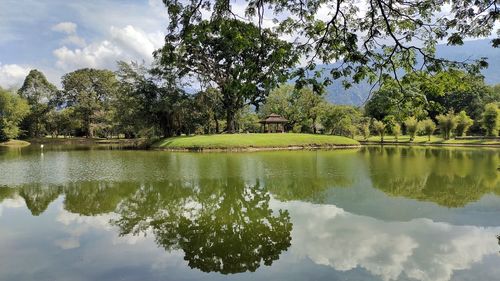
52,21,77,34
0,63,30,89
53,25,164,71
61,35,86,47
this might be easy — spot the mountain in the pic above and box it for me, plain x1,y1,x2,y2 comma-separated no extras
325,39,500,105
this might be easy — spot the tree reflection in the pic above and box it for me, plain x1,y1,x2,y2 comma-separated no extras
112,179,292,274
364,147,500,207
19,184,62,216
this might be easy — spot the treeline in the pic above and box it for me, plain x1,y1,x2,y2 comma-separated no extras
0,65,499,142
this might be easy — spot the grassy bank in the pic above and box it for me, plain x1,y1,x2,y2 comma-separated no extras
154,133,360,150
28,137,147,147
0,140,31,147
357,135,500,146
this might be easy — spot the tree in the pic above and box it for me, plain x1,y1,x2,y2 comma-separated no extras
18,69,59,138
419,119,437,141
156,18,298,133
482,103,500,136
0,88,30,141
320,104,361,137
436,112,458,140
392,123,401,142
455,111,474,137
193,88,224,134
365,78,427,122
404,117,420,142
373,120,386,142
159,0,498,93
61,68,118,138
359,118,371,140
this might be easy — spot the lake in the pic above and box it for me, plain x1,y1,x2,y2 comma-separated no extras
0,145,499,281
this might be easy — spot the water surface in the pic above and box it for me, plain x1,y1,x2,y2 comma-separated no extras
1,146,499,281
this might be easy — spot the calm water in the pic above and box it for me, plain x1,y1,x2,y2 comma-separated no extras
1,145,500,281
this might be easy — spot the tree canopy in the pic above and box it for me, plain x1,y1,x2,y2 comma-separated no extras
155,18,299,132
159,0,499,91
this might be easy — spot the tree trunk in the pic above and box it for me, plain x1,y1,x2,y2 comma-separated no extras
226,109,237,133
215,116,219,134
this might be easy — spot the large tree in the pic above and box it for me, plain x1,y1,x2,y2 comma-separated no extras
61,68,118,138
159,0,498,94
0,88,30,141
155,18,299,133
18,69,59,138
115,61,191,138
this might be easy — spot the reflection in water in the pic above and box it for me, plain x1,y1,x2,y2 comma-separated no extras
279,200,500,281
365,146,500,207
112,179,292,274
1,147,500,281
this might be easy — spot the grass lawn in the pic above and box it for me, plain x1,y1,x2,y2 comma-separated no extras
0,140,31,147
357,135,500,145
154,133,359,150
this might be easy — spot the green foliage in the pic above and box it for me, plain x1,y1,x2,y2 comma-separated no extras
161,0,498,92
455,111,474,136
156,19,298,132
320,104,361,137
0,88,30,141
436,112,458,140
61,68,118,138
359,118,371,140
419,119,437,141
18,69,59,138
372,120,386,142
365,70,496,135
404,117,420,141
481,103,500,136
392,123,401,141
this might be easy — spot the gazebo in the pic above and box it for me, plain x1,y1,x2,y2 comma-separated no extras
259,113,288,133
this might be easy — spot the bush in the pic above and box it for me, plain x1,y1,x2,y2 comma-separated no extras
419,119,436,141
436,112,457,140
392,123,401,142
373,120,386,142
404,117,419,141
455,111,473,136
481,103,500,136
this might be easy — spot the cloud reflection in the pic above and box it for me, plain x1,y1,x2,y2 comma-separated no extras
278,200,500,281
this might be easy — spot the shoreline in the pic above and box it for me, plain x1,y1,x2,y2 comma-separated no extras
152,144,361,152
359,141,500,148
4,137,500,151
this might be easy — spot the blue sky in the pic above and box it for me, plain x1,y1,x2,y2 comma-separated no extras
0,0,168,88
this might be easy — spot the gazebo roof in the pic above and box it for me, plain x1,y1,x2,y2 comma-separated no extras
259,113,288,124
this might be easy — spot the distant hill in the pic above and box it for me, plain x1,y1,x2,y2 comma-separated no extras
324,39,500,105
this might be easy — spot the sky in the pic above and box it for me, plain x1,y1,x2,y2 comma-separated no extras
0,0,169,88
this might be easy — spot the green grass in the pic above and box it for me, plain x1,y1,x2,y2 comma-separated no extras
0,139,31,147
154,133,359,150
356,135,500,145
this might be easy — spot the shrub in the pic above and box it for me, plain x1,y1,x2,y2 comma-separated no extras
455,111,473,136
481,103,500,136
436,112,457,140
392,123,401,142
373,120,386,142
419,119,436,141
404,117,419,141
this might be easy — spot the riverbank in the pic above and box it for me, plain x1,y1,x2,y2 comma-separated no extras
28,137,148,147
357,135,500,147
153,133,360,151
0,140,31,147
